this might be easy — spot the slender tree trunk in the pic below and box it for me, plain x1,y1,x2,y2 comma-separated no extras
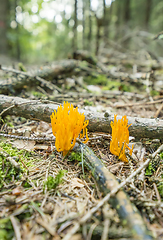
124,0,130,24
145,0,152,30
114,0,121,40
0,0,9,54
82,0,85,49
103,0,108,42
87,0,92,51
103,0,113,44
95,17,101,55
14,0,21,60
73,0,78,52
123,0,131,47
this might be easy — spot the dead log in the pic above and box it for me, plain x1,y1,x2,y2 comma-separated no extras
0,94,163,140
0,60,79,94
74,142,154,240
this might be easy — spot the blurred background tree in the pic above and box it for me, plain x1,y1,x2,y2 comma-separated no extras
0,0,163,63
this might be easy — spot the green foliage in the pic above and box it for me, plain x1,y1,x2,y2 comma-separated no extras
0,116,14,128
68,152,82,162
157,182,163,198
0,218,14,240
18,62,27,72
150,90,159,96
31,91,46,99
84,74,108,85
0,142,34,189
83,100,93,106
145,162,154,176
43,170,67,191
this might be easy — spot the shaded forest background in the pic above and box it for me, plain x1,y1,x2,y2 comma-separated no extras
0,0,163,64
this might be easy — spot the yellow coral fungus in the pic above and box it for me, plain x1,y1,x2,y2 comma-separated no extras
110,115,133,162
50,102,89,156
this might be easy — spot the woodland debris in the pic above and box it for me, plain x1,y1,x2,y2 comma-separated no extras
63,142,158,240
0,60,79,94
0,94,163,140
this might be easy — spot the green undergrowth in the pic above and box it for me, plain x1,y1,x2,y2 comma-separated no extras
43,169,67,191
84,74,108,86
0,142,35,189
0,218,14,240
0,116,14,128
31,91,47,99
145,151,163,199
68,151,82,162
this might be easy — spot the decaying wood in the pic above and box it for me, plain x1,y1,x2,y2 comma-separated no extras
0,94,163,140
0,60,79,94
84,224,134,239
0,58,159,96
65,143,155,240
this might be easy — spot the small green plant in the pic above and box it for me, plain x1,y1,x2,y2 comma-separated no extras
18,62,27,72
31,91,46,99
84,74,108,86
0,142,34,189
0,218,14,240
145,162,155,176
68,152,82,162
157,182,163,198
0,116,14,127
83,100,93,106
43,170,67,191
150,90,159,96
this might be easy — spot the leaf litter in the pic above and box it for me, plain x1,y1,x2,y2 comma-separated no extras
0,49,163,239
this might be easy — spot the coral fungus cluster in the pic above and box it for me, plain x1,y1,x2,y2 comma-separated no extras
110,115,133,162
50,102,89,156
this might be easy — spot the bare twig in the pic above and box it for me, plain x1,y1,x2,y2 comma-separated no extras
0,133,55,142
154,102,163,118
63,145,157,240
114,99,163,108
10,216,22,240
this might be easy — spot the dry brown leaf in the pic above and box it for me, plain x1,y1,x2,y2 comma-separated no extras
76,198,88,214
34,144,50,150
71,178,85,189
11,140,36,151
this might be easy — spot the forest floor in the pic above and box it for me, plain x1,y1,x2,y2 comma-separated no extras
0,47,163,240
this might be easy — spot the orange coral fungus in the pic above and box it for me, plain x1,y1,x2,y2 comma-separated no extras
110,115,133,162
50,102,89,156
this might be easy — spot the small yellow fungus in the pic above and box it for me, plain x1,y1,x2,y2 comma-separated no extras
50,102,89,156
110,115,133,162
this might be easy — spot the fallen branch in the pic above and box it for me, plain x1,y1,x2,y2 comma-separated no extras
0,60,79,94
0,95,163,140
63,143,159,240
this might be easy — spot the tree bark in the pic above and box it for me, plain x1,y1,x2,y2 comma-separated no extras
0,0,9,54
0,95,163,140
0,60,79,94
73,0,78,52
82,0,85,49
87,0,92,51
74,143,154,240
145,0,152,29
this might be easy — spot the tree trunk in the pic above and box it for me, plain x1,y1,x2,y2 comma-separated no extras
124,0,130,24
14,0,21,60
82,0,85,49
145,0,152,29
72,0,78,52
0,0,9,54
114,0,122,40
87,0,92,51
123,0,131,47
